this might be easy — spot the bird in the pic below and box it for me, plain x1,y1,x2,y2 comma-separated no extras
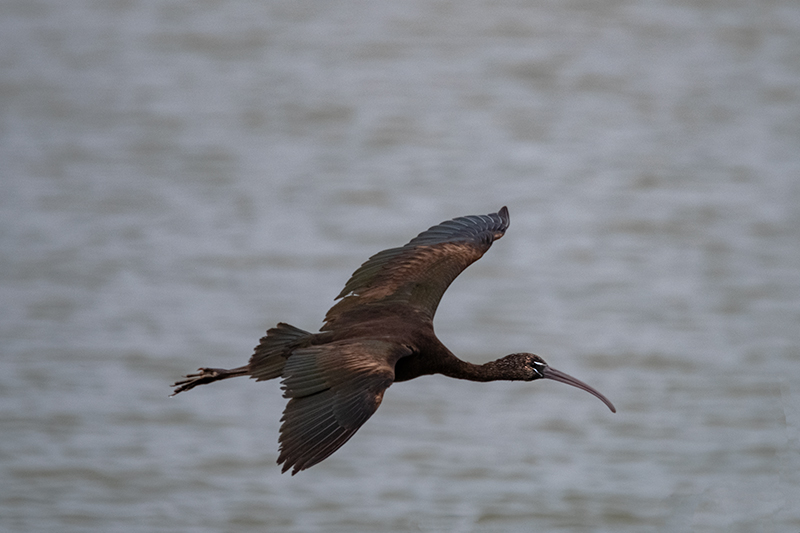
171,206,615,475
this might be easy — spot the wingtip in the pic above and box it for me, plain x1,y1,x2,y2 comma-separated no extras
497,206,509,226
498,205,509,219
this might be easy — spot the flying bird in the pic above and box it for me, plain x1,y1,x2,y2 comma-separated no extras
171,206,615,474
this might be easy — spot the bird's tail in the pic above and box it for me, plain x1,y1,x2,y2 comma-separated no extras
248,322,313,381
170,366,249,396
170,322,312,396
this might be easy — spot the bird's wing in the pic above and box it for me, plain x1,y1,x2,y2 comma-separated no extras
277,340,411,475
322,206,509,329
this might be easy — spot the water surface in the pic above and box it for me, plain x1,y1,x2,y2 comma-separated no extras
2,0,799,531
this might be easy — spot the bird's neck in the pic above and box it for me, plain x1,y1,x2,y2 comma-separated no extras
396,336,524,383
439,356,518,382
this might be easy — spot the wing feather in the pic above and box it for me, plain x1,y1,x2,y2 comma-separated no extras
323,206,509,329
277,340,411,475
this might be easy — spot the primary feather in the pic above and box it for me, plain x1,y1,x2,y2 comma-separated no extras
323,206,509,329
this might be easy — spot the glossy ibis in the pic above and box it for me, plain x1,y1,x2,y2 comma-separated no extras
171,206,615,474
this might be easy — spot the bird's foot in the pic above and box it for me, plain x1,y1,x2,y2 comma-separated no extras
170,368,228,396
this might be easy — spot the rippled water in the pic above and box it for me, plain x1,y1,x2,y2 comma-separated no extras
2,0,800,531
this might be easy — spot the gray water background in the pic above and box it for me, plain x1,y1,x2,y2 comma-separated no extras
2,0,800,531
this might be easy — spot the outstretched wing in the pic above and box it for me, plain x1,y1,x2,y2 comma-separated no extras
277,340,412,475
322,206,509,330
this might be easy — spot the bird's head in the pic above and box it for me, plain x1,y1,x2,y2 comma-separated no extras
503,353,616,413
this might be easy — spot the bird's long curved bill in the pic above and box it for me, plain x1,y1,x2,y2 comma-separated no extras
542,367,616,413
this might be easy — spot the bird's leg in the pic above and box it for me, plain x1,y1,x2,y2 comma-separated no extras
170,366,248,396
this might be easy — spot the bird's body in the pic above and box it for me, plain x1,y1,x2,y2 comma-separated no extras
172,207,615,474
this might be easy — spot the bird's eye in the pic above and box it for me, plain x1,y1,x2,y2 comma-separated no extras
530,361,546,378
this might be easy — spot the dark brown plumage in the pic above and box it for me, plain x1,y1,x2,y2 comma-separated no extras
171,206,615,474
